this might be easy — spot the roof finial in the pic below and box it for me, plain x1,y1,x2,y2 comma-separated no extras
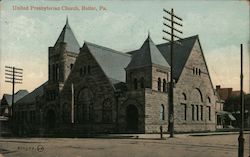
148,30,151,38
66,15,69,25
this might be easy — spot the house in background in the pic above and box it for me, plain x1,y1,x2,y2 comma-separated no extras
0,90,29,117
214,85,248,129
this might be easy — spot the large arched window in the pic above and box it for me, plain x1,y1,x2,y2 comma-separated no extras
158,78,161,91
134,78,138,90
163,79,167,92
78,88,94,122
160,104,165,120
140,77,144,88
102,98,112,123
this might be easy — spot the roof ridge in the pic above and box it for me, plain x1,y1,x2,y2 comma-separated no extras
157,34,198,46
84,41,131,57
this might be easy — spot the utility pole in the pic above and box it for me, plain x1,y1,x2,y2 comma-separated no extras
238,44,244,157
163,8,183,138
5,66,23,119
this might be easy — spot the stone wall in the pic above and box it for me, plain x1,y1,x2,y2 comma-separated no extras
174,40,216,132
144,89,168,133
59,45,117,133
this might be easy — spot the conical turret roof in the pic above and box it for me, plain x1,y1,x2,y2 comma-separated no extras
126,34,170,69
54,18,80,53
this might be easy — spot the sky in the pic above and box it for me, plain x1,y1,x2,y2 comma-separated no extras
0,0,249,97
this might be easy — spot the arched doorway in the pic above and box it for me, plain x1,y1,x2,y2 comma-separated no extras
126,105,139,132
46,109,56,129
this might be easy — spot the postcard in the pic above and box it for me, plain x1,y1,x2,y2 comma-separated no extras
0,0,249,157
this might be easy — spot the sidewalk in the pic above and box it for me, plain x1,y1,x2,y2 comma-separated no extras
99,131,250,139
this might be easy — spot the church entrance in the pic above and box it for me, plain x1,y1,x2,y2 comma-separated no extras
126,105,139,132
46,109,56,129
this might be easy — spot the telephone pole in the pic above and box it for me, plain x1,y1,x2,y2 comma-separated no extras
5,66,23,119
162,8,183,138
238,44,244,157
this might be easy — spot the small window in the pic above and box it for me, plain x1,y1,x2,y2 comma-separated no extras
160,104,165,120
193,67,195,74
196,105,199,121
163,79,167,92
134,78,138,90
158,78,161,91
200,106,203,121
208,106,211,121
195,68,198,75
88,65,91,74
84,66,87,75
191,105,195,121
70,64,74,70
199,69,201,75
140,77,144,88
80,68,83,76
181,103,187,120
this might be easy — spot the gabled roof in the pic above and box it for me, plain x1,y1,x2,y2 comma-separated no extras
157,35,198,80
2,90,29,106
126,35,169,69
54,18,80,53
84,42,131,83
16,82,47,104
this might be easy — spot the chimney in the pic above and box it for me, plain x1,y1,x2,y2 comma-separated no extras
216,85,221,90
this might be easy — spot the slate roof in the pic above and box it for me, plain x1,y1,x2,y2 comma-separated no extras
84,42,131,83
54,18,80,53
157,35,198,80
16,82,47,104
126,35,170,69
2,90,29,106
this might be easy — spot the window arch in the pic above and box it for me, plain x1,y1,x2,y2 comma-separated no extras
102,98,112,123
207,96,211,103
158,78,161,91
140,77,144,88
195,88,203,102
160,104,165,120
182,93,187,100
134,78,138,90
163,79,167,92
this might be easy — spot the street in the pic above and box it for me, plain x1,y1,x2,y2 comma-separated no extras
0,134,249,157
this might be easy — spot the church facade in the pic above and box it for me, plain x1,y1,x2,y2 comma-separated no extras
14,19,218,135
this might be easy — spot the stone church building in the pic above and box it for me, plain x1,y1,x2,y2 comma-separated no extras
14,19,218,135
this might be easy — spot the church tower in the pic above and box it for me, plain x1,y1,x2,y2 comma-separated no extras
47,18,80,100
125,34,170,92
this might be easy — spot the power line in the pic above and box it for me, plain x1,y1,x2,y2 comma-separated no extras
4,66,23,119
